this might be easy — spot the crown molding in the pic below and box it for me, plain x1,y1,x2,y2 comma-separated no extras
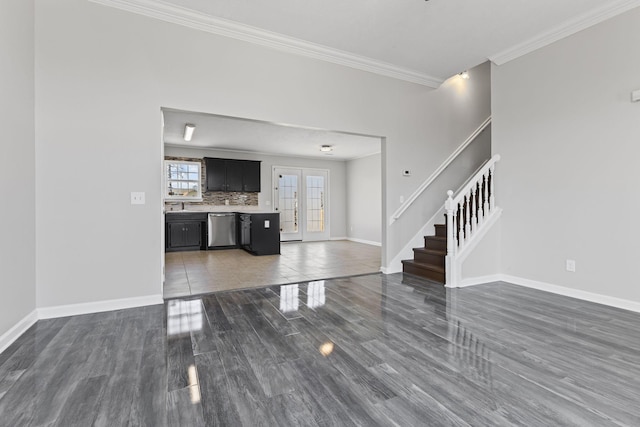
88,0,443,88
490,0,640,65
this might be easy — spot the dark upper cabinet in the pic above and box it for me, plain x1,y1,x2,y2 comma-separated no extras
242,161,261,192
225,160,244,192
205,158,226,191
205,157,261,192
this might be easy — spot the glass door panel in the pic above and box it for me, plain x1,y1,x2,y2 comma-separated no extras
274,168,302,241
303,170,329,241
273,167,329,242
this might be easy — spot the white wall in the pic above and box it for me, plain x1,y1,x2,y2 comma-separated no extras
385,62,492,267
33,0,490,309
0,0,36,339
492,7,640,302
164,146,348,238
346,153,382,245
33,0,427,308
461,221,501,282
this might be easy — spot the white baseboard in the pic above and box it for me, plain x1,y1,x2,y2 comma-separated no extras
381,265,402,274
347,237,382,247
329,237,348,241
0,310,38,354
453,274,503,288
37,294,164,320
500,275,640,314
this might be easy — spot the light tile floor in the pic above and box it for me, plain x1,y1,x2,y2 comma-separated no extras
164,240,381,298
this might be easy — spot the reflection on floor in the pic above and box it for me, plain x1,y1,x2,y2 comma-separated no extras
164,240,381,298
2,273,640,425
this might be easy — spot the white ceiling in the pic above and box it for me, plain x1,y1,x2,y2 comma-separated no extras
93,0,640,86
125,0,639,159
163,109,382,161
128,0,639,83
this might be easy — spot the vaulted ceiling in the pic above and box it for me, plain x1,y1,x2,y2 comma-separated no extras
93,0,640,86
95,0,640,158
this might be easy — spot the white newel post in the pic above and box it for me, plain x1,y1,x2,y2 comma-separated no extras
445,190,456,286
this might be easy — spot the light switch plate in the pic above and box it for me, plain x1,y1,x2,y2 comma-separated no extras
566,259,576,272
632,89,640,103
131,192,145,205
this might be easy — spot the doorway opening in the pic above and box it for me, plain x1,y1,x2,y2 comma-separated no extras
273,167,330,242
160,107,385,298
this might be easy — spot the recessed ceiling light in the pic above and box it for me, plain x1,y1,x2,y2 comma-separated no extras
320,145,333,152
459,71,470,80
184,124,196,141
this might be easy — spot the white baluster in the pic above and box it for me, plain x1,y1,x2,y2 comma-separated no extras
477,181,482,225
464,193,471,248
489,165,496,211
483,172,489,218
470,185,476,232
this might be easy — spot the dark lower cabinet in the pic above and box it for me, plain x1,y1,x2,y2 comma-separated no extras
168,222,201,249
165,212,207,252
240,213,280,255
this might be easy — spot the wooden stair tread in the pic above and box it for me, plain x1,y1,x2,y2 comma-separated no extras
403,215,448,285
413,248,446,255
425,236,446,241
401,260,445,273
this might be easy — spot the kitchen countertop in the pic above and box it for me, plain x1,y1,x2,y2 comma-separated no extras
165,209,277,215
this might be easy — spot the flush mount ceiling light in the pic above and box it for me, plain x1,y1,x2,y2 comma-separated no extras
320,145,333,152
459,70,470,80
183,123,196,141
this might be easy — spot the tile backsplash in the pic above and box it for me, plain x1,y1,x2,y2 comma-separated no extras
164,156,259,209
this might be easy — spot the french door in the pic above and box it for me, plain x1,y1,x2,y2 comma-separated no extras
273,167,330,242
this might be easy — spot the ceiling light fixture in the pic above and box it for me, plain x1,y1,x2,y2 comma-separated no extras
320,145,333,152
184,124,196,141
459,71,470,80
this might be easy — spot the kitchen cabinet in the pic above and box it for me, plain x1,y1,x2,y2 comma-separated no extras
165,212,207,252
242,160,261,192
205,158,226,191
205,157,261,192
240,213,280,255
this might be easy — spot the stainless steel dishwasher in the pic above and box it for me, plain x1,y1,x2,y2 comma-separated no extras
207,213,237,248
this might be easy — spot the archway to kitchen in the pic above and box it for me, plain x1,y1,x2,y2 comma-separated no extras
160,108,384,298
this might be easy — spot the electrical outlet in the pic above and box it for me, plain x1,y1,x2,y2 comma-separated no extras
566,259,576,272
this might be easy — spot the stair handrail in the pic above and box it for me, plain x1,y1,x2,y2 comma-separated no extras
446,154,500,212
389,116,491,225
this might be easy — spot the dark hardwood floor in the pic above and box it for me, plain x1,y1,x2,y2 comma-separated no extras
1,273,640,426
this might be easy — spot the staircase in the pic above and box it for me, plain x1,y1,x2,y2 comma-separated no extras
401,222,447,284
400,154,502,286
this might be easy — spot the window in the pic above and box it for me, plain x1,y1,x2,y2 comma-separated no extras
165,160,202,201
